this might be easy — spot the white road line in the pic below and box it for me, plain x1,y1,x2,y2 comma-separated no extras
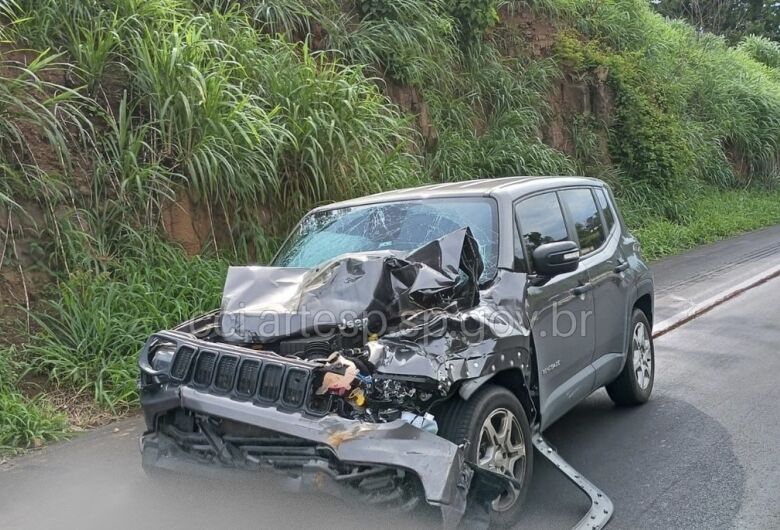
653,262,780,338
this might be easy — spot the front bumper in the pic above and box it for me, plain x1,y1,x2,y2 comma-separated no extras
141,386,472,527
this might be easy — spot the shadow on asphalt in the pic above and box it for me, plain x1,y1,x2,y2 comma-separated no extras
518,391,745,530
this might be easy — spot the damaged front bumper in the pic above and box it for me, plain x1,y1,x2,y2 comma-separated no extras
139,331,520,528
142,385,471,526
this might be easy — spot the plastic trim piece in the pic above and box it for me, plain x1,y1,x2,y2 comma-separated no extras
532,433,614,530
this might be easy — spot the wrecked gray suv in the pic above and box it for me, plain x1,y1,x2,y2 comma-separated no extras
139,176,654,528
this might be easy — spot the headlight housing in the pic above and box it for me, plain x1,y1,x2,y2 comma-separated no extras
149,343,176,372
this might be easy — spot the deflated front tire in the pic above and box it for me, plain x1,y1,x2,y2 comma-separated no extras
436,385,533,528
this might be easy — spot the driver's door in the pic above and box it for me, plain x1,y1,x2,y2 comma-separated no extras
515,192,596,430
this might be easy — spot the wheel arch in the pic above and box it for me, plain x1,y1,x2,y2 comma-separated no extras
457,367,538,427
633,292,653,326
633,279,654,326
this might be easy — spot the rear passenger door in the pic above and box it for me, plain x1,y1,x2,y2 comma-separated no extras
515,191,596,430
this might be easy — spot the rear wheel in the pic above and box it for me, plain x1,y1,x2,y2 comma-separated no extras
606,308,654,405
436,385,533,528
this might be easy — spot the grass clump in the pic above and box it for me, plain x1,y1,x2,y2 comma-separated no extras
0,391,68,453
737,35,780,70
0,347,68,453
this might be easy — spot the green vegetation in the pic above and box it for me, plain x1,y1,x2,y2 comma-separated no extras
0,346,67,452
629,188,780,260
24,235,228,411
2,0,780,451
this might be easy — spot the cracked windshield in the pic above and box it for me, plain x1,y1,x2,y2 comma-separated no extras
274,198,499,280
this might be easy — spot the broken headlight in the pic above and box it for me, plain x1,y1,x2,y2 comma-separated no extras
149,343,176,372
371,376,441,413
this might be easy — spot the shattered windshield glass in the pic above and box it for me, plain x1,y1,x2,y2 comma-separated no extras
273,198,499,281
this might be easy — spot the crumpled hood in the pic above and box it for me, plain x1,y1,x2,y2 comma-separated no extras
219,228,483,343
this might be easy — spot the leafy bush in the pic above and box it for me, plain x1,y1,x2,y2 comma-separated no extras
543,0,780,206
609,71,697,218
446,0,500,45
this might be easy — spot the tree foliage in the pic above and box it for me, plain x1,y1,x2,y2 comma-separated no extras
652,0,780,42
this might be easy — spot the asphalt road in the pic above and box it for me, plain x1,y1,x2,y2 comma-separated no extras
652,224,780,322
2,232,780,529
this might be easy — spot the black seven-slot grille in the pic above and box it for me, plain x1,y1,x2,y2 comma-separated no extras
167,344,320,414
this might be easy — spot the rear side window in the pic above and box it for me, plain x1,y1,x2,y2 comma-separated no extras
515,192,569,257
595,188,615,231
559,188,606,254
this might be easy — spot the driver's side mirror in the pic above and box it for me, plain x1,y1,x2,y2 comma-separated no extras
532,241,580,276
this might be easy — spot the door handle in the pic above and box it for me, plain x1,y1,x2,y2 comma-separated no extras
570,282,593,296
614,260,629,273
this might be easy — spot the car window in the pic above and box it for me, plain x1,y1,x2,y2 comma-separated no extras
595,188,615,231
559,188,606,254
515,192,569,257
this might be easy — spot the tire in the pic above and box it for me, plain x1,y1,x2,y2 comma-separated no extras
606,308,654,405
436,385,533,528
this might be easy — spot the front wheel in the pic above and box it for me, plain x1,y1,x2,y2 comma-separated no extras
436,385,533,528
606,308,655,405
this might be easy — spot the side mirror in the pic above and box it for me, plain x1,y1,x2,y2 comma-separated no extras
532,241,580,276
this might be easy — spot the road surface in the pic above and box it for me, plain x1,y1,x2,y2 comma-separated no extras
2,227,779,529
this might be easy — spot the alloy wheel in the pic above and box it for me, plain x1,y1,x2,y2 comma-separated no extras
632,322,653,390
477,408,527,512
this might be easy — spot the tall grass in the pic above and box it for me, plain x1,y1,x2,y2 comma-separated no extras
325,0,457,87
543,0,780,210
0,390,68,452
23,225,228,410
626,188,780,261
425,41,574,181
0,51,87,176
738,35,780,70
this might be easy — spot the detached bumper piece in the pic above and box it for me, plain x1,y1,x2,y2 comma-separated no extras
532,434,614,530
140,395,472,527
